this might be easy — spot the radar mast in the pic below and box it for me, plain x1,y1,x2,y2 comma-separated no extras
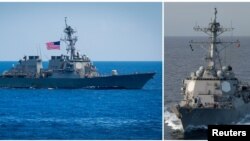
61,17,78,60
190,8,239,75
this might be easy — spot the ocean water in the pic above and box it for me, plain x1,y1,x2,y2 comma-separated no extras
0,61,162,140
164,36,250,139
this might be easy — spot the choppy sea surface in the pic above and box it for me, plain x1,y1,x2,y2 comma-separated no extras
0,61,162,139
164,36,250,140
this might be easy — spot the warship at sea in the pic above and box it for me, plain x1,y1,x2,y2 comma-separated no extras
172,8,250,130
0,18,155,89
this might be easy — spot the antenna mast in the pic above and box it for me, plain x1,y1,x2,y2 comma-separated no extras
190,8,239,73
61,17,78,60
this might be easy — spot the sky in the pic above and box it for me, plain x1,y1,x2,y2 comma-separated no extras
0,2,162,61
165,3,250,37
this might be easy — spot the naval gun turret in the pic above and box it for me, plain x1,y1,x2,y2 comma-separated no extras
172,8,250,130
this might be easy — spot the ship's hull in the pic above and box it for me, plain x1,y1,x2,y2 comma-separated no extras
173,102,250,130
0,72,155,89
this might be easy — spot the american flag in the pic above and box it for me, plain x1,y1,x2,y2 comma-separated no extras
46,41,60,50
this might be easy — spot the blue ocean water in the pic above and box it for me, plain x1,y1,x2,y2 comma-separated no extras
0,61,162,140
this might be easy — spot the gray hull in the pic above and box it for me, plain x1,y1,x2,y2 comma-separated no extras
176,104,250,130
0,72,155,89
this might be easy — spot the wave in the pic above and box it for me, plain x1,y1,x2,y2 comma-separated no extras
164,110,183,130
0,116,154,128
185,125,207,132
236,114,250,124
164,109,225,131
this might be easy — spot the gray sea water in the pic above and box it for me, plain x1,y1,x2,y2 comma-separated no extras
164,36,250,139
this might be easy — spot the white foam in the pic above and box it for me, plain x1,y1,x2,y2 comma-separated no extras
186,125,208,131
164,110,183,130
237,114,250,124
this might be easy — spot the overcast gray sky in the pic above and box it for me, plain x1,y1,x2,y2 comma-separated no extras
0,3,162,61
165,3,250,36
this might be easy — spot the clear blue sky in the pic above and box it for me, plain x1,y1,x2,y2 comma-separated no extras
0,2,162,61
165,3,250,36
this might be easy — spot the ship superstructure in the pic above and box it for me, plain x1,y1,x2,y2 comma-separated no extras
172,8,250,130
0,18,155,89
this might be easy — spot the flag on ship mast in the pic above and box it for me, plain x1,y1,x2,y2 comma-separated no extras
46,41,60,50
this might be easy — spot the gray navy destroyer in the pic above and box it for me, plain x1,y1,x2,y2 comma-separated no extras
172,8,250,130
0,18,155,89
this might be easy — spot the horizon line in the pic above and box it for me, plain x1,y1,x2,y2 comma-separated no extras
0,60,162,62
164,35,250,37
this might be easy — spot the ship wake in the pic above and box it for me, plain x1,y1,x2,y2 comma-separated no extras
237,114,250,125
164,109,183,130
